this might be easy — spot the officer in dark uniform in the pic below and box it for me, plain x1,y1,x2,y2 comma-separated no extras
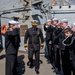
60,19,71,75
24,20,44,74
44,20,53,63
5,20,20,75
63,23,75,75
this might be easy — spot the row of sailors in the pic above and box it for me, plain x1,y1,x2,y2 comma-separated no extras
44,18,75,75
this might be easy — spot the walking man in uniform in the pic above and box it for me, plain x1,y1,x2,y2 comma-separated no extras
24,20,44,74
5,20,20,75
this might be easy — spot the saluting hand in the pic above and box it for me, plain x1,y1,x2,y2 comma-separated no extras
49,41,52,44
65,31,71,37
17,24,21,28
9,28,13,31
44,23,46,26
25,47,28,51
41,47,43,49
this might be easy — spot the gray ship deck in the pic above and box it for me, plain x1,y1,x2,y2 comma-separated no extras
0,50,56,75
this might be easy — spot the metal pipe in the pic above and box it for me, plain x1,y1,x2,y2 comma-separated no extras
0,15,3,50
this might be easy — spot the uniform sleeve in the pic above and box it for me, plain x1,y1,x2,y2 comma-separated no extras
46,26,52,42
13,28,20,35
7,28,20,37
39,29,44,47
17,28,21,43
24,29,29,47
44,25,47,31
5,29,19,43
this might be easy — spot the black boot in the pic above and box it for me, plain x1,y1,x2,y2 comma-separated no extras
35,69,39,74
29,63,33,69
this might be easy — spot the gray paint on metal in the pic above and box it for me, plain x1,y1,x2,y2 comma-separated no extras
1,0,75,51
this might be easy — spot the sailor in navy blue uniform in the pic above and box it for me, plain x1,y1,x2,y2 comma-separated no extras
5,20,20,75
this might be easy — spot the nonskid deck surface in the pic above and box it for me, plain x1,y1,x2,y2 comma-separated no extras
0,50,56,75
